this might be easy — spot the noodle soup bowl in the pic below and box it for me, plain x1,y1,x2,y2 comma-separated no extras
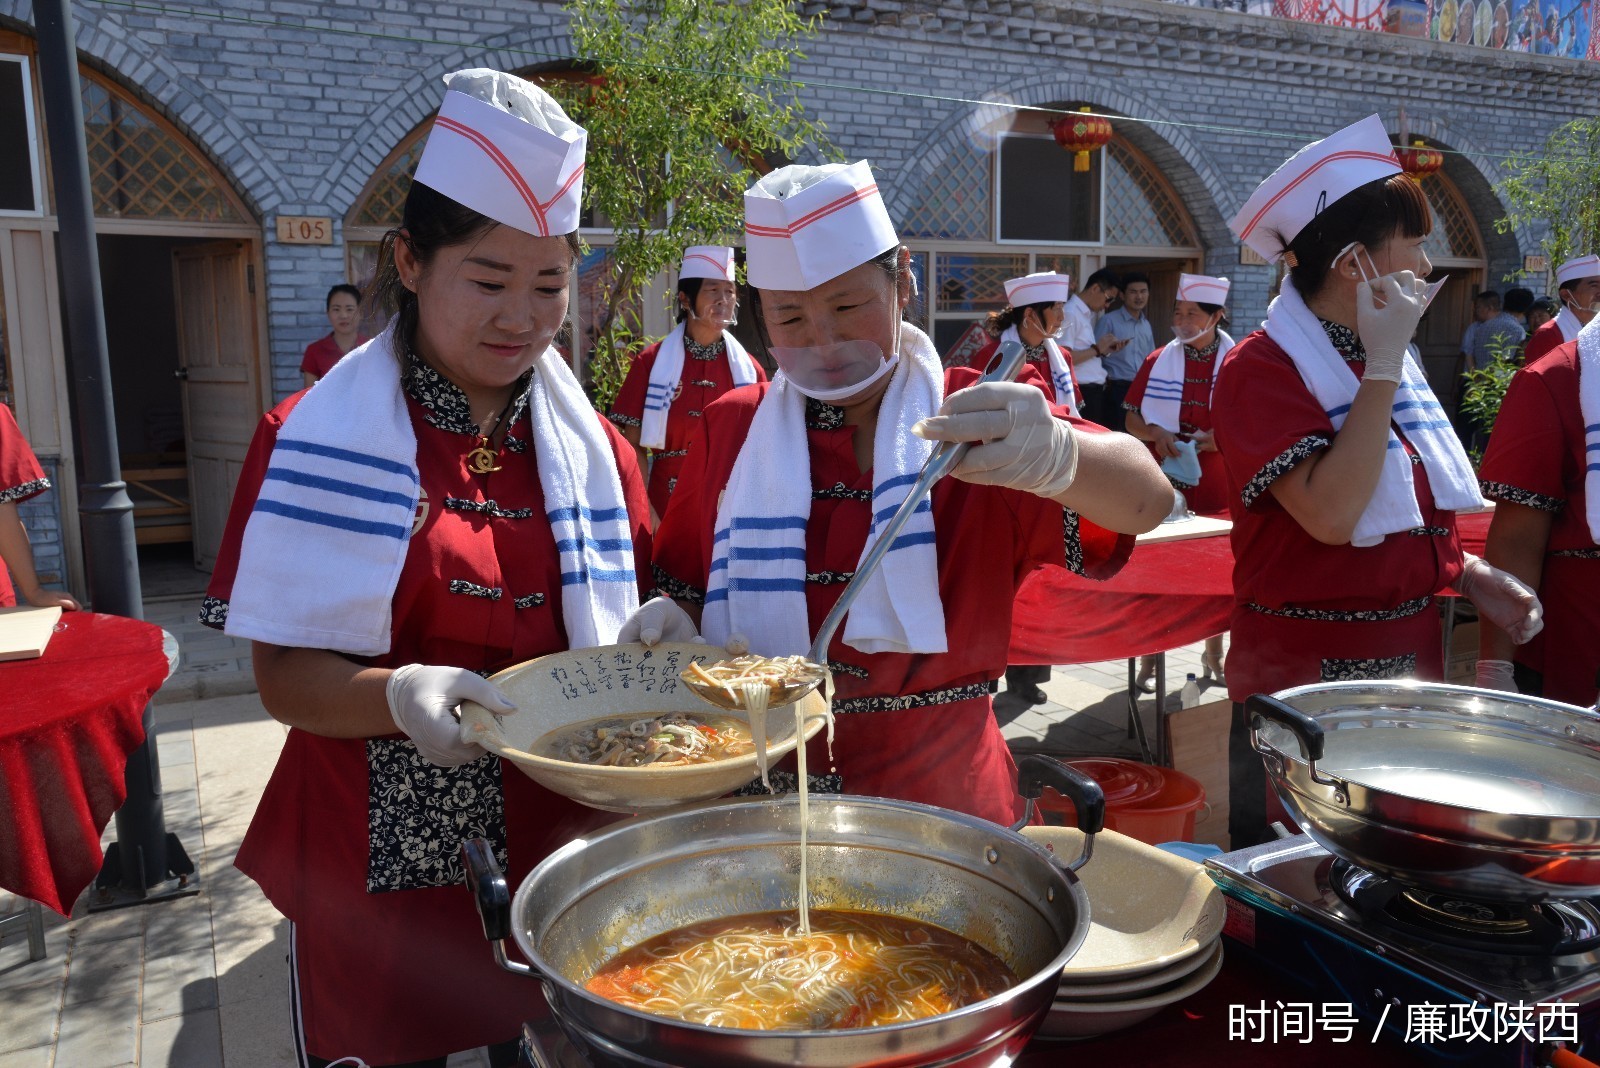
464,755,1105,1067
460,642,829,813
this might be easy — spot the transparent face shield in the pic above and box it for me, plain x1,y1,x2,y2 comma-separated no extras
1562,284,1600,317
686,285,740,328
770,334,901,404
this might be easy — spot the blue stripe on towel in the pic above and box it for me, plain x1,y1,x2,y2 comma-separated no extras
561,566,637,585
554,537,634,553
728,545,808,562
275,439,418,481
547,504,630,524
253,497,411,539
887,528,938,551
1397,419,1454,433
263,467,415,509
874,471,921,496
727,577,808,593
1326,403,1352,419
874,498,932,525
730,515,808,531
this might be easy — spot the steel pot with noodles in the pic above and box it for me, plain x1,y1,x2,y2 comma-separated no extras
462,755,1104,1068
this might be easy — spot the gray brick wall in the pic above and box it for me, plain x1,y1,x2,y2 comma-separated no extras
6,458,65,600
1,0,1593,378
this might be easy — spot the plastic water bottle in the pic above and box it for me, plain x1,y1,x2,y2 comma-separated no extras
1180,672,1201,709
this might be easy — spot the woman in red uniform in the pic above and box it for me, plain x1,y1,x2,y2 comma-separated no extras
202,71,661,1068
1476,318,1600,706
959,271,1081,415
1521,254,1599,365
0,403,79,609
608,245,766,519
1123,272,1235,683
1214,116,1542,847
299,284,369,387
647,161,1171,824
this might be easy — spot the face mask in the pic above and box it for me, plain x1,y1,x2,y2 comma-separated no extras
687,299,739,328
1173,324,1207,345
1337,242,1434,308
772,330,902,404
1564,296,1600,317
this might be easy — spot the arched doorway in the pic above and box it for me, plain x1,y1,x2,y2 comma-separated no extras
898,106,1203,363
1413,171,1488,401
0,30,264,590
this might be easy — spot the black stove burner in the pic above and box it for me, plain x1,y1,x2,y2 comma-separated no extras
1329,859,1600,956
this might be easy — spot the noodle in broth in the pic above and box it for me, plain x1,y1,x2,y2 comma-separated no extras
585,909,1018,1030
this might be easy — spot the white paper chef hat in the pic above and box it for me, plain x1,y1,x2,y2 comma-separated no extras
1556,254,1600,286
744,161,899,291
679,245,736,282
1177,273,1231,304
1004,272,1072,307
412,68,587,238
1230,115,1402,263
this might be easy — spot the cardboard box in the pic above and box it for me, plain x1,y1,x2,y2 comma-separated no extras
1164,697,1232,849
1445,619,1479,686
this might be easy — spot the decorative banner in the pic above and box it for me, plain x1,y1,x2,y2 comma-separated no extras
1170,0,1596,61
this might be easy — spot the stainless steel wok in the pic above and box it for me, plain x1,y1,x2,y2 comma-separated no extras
1248,681,1600,901
463,755,1104,1068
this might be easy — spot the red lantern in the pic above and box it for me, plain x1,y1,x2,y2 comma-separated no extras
1397,139,1444,181
1051,107,1113,174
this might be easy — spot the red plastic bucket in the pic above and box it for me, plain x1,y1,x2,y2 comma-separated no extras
1036,757,1207,845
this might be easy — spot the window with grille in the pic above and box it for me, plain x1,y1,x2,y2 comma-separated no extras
900,139,991,241
0,55,40,214
80,71,246,222
1103,141,1197,249
1421,176,1483,264
351,124,428,229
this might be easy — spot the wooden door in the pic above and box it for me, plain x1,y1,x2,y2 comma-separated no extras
172,240,261,571
1415,268,1481,406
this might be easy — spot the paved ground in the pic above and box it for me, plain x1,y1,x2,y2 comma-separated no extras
0,577,1220,1067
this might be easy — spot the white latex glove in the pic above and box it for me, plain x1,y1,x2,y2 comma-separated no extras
1474,659,1518,692
617,596,703,646
386,664,510,767
912,382,1079,500
1457,555,1544,645
1354,272,1427,384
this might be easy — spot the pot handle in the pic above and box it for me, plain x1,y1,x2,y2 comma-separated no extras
1013,755,1105,872
461,838,539,980
1246,693,1345,792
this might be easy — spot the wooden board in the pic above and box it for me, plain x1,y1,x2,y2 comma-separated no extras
0,605,63,661
1136,514,1233,545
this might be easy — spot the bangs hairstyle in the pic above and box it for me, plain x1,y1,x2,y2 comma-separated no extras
1284,173,1432,301
740,244,920,363
984,301,1053,338
370,180,580,363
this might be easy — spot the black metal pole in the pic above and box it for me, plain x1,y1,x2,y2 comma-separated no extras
34,0,195,908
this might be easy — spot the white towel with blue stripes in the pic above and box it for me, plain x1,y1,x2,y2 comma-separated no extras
226,327,638,655
1263,277,1482,547
640,324,759,449
1138,329,1235,434
700,323,948,658
1577,315,1600,543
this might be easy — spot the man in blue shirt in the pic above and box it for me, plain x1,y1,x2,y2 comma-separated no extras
1095,272,1156,432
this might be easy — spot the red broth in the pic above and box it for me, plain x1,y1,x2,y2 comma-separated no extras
585,909,1018,1030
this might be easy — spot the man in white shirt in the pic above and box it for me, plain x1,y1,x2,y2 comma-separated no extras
1061,268,1125,428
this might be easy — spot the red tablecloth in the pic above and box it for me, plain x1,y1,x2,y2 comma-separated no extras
1010,511,1494,666
0,613,168,914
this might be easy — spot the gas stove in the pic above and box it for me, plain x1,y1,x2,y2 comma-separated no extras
1206,835,1600,1067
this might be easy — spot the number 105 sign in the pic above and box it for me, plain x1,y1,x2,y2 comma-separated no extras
276,216,334,245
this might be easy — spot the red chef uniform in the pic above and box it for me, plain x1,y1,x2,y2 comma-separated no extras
609,336,768,516
203,361,651,1062
651,366,1132,827
1477,339,1599,706
0,403,51,607
1213,327,1464,702
1123,338,1229,516
962,335,1083,411
298,332,369,380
